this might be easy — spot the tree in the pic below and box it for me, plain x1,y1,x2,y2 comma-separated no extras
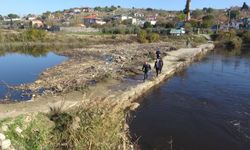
202,15,214,21
184,22,193,32
165,22,175,28
192,10,203,19
146,8,153,11
7,14,19,19
122,19,132,26
229,10,240,20
143,22,152,29
189,20,200,28
54,11,63,19
42,11,51,20
110,5,117,11
207,8,214,14
7,14,19,28
177,13,186,21
201,20,213,28
155,21,174,28
0,15,3,21
203,7,208,12
241,2,249,11
201,15,215,28
94,6,102,11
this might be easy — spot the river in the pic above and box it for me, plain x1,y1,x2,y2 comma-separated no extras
130,50,250,150
0,49,67,101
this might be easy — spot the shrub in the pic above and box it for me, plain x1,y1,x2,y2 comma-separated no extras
215,30,237,41
212,30,243,50
24,29,47,41
137,30,161,43
102,26,139,35
242,31,250,42
192,36,207,44
225,37,242,50
148,33,160,43
137,30,148,43
111,34,116,39
143,22,152,29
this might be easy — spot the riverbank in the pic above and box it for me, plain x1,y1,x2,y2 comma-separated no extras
0,43,214,149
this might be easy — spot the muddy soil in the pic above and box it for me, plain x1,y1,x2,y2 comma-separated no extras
17,42,173,95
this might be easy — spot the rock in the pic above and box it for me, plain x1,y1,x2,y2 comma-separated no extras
9,146,15,150
35,80,42,84
15,127,23,134
56,85,63,91
124,123,129,130
130,103,140,111
1,139,11,149
71,117,81,130
0,133,6,141
41,72,49,76
1,125,8,132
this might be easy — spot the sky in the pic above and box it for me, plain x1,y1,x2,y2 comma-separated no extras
0,0,249,16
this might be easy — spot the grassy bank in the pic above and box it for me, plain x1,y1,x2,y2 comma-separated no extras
0,29,137,47
212,30,250,51
0,101,132,150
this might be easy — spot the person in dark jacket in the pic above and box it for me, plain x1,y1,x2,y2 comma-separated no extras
156,49,161,59
142,62,151,81
154,58,164,76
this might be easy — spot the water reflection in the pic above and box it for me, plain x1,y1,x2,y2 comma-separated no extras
0,45,52,57
130,49,250,150
0,46,67,101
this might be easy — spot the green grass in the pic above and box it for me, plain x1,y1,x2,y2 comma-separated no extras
0,103,133,150
65,31,109,36
1,114,54,150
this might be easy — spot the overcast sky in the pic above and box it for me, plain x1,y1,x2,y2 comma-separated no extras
0,0,248,16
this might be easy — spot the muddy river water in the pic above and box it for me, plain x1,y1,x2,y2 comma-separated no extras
130,50,250,150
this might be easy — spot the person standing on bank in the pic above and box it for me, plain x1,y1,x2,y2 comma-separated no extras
154,58,164,76
142,61,151,81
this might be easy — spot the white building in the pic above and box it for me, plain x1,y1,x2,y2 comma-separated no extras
150,20,157,25
133,13,144,18
3,18,21,22
27,16,36,21
73,8,81,13
96,20,106,25
113,15,128,21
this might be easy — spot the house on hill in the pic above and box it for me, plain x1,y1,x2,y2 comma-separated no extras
31,20,44,28
112,15,129,21
242,17,250,29
170,28,185,36
26,15,37,21
84,14,106,25
73,8,81,14
133,12,144,18
146,15,157,25
81,7,94,13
